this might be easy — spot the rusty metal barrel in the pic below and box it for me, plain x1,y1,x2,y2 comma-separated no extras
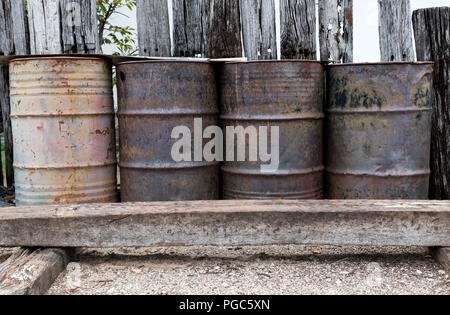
326,62,434,199
220,61,325,199
117,61,219,202
10,57,118,206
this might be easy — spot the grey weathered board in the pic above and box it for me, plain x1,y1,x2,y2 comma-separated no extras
431,247,450,272
137,0,171,57
240,0,277,60
0,0,29,188
413,7,450,200
378,0,415,62
318,0,353,63
0,248,71,295
280,0,317,60
27,0,100,54
0,200,449,248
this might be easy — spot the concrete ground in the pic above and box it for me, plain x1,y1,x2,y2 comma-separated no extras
47,245,449,295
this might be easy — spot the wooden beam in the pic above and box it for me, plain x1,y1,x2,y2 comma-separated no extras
0,200,448,248
318,0,353,63
0,0,29,188
280,0,317,60
240,0,277,60
378,0,415,61
0,248,71,295
137,0,171,57
413,7,450,200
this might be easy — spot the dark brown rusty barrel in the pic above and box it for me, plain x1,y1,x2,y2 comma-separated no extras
10,57,118,206
326,62,434,199
220,61,325,199
117,61,219,202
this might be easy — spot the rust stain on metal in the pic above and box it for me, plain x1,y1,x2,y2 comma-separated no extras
219,61,325,200
326,62,434,199
10,57,118,206
117,61,220,202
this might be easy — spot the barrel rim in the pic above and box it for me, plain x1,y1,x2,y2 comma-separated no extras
9,56,112,64
117,59,211,66
224,59,323,65
327,61,434,68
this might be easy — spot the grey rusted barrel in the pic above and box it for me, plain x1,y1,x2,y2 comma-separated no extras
220,61,325,199
10,57,118,206
326,62,434,199
117,61,219,202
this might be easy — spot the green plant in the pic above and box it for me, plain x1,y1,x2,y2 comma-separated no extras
97,0,138,56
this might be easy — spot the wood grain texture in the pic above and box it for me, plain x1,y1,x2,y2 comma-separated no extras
413,7,450,200
319,0,353,63
28,0,99,54
0,200,449,248
280,0,317,60
431,247,450,272
0,0,29,188
0,248,71,295
378,0,414,61
240,0,277,60
173,0,242,58
137,0,171,57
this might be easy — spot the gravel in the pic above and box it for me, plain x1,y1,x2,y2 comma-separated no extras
47,245,449,295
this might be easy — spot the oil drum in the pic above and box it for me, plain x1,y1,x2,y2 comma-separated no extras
10,57,118,206
219,61,325,199
117,61,219,202
326,62,434,199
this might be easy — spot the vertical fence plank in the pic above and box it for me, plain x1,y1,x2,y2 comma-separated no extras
60,0,100,53
137,0,171,57
0,0,29,188
378,0,414,62
206,0,242,58
280,0,317,60
28,0,62,54
413,7,450,200
240,0,277,60
28,0,99,54
173,0,207,57
172,0,242,58
319,0,353,63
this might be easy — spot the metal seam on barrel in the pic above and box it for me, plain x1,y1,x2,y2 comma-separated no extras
220,114,325,121
222,166,325,176
119,162,220,170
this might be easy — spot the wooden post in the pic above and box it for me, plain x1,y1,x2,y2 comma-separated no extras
378,0,414,62
318,0,353,63
27,0,100,54
0,0,29,188
172,0,242,58
413,7,450,200
240,0,277,60
136,0,171,57
205,0,242,58
280,0,317,60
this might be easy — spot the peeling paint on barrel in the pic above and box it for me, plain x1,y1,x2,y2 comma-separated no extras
326,62,434,199
219,61,325,199
117,61,220,202
10,57,118,206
